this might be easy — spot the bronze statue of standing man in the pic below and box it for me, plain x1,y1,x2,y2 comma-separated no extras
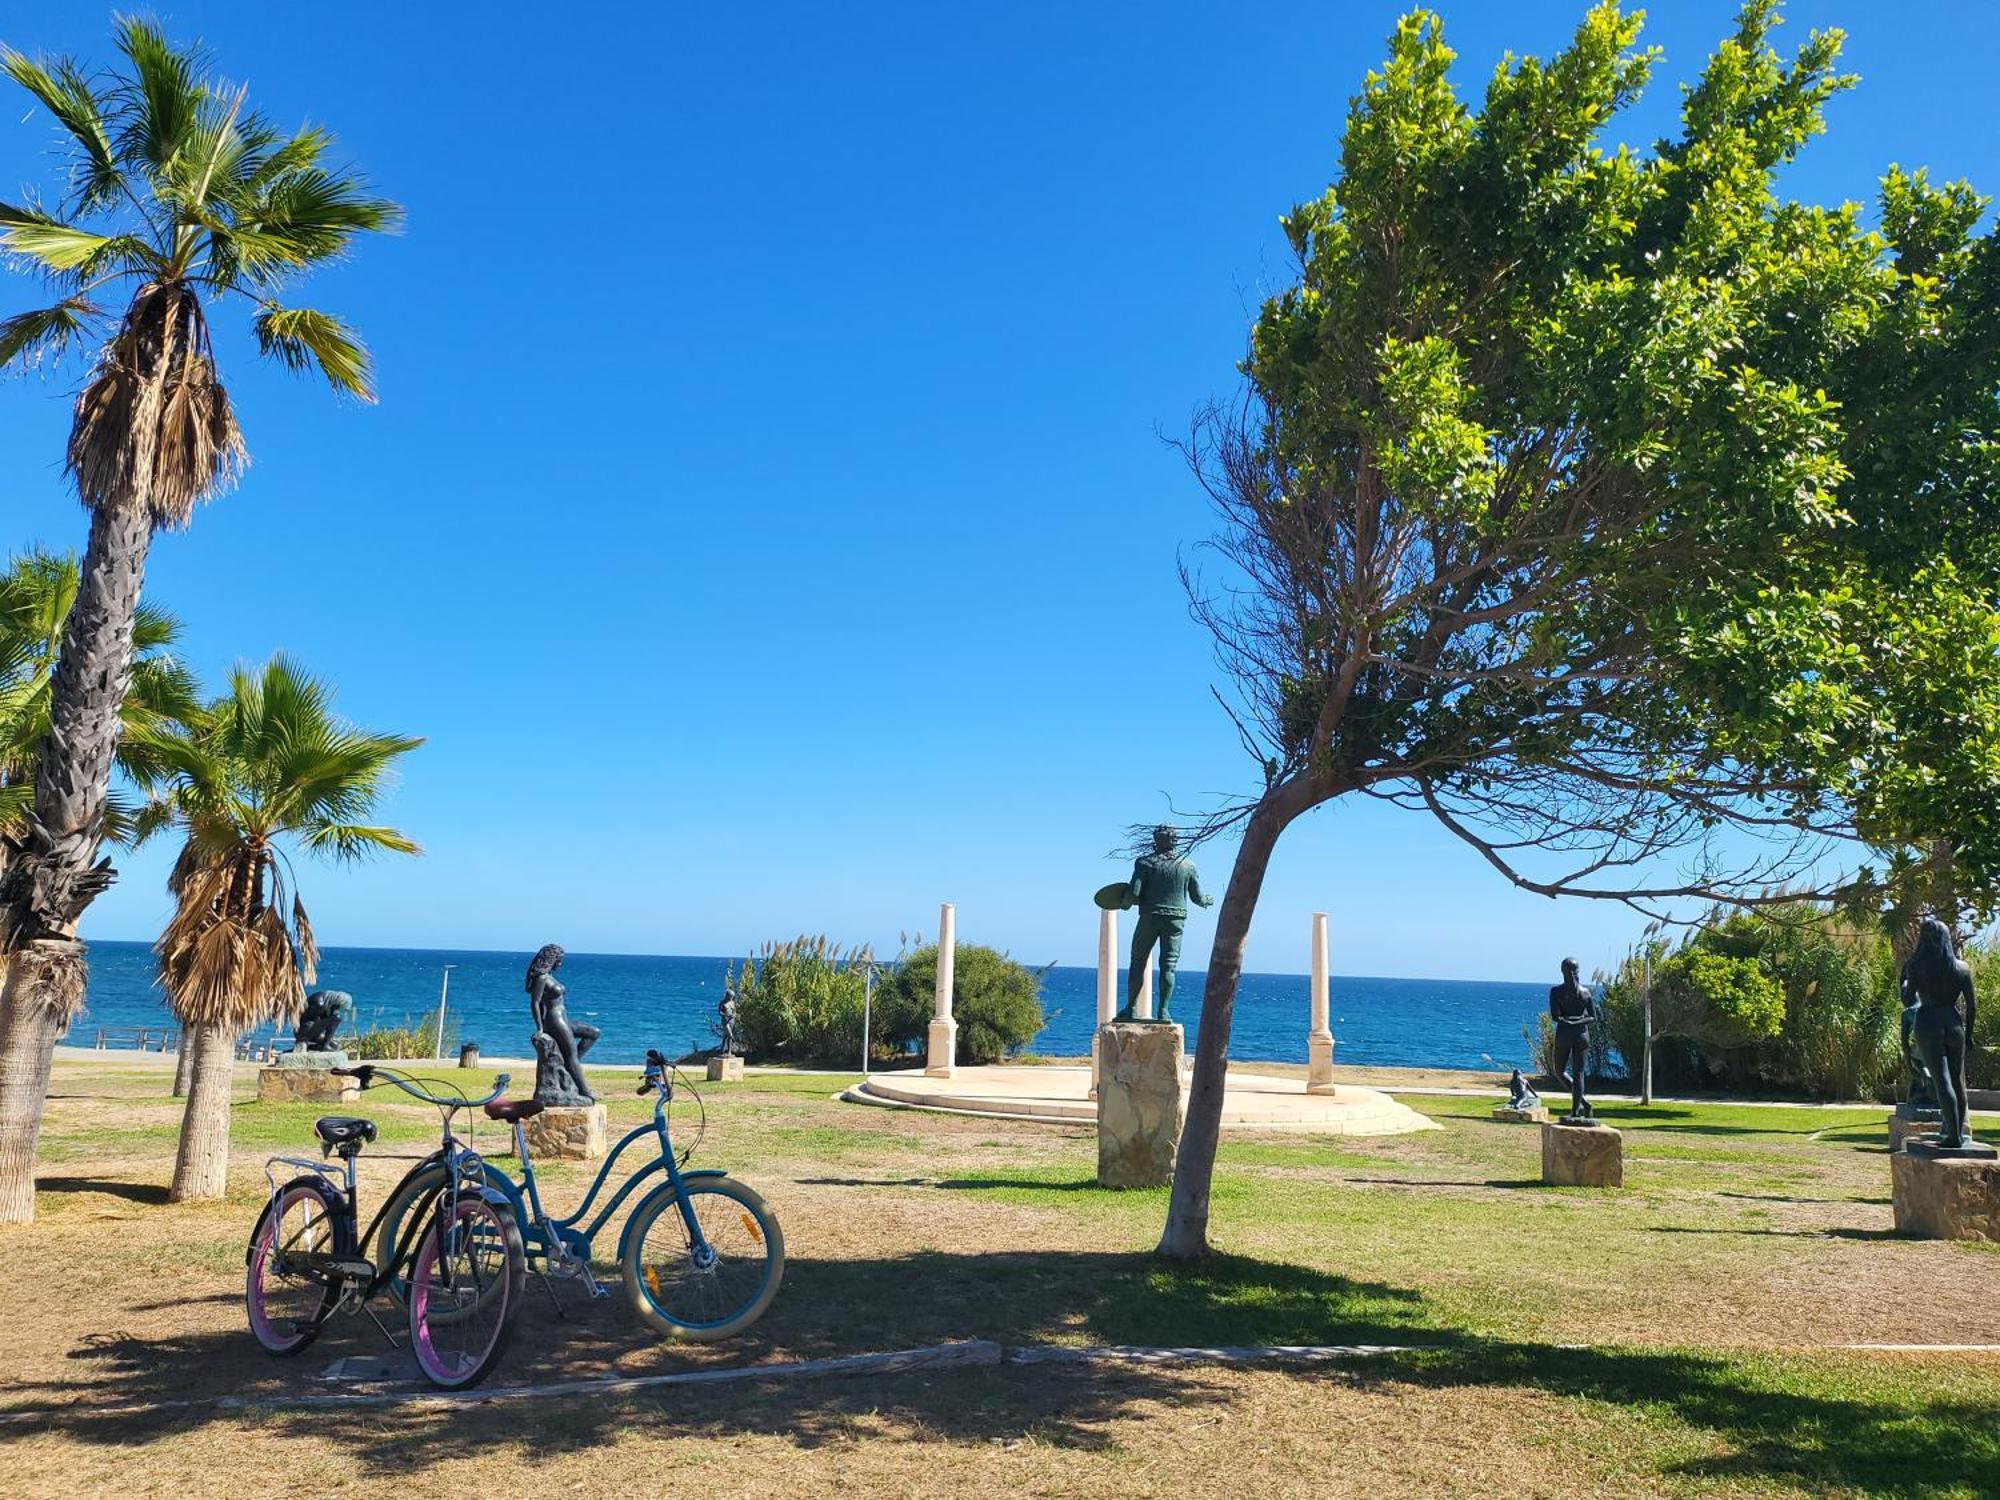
1104,825,1213,1024
1549,957,1596,1122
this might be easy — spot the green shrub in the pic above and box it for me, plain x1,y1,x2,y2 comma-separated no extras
729,935,876,1064
880,943,1048,1064
350,1012,453,1060
1598,905,1904,1100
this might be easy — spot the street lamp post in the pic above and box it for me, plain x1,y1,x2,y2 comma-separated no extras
434,964,456,1062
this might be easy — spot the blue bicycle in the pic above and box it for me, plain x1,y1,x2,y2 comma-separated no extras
370,1049,784,1341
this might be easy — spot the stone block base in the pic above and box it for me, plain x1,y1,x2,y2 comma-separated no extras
1542,1121,1623,1187
1892,1144,2000,1240
1494,1105,1550,1124
1097,1022,1185,1188
521,1102,608,1162
925,1017,958,1078
1307,1032,1337,1095
706,1054,745,1082
1888,1110,1942,1153
257,1066,358,1105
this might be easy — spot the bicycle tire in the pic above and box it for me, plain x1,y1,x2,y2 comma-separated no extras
245,1176,344,1356
622,1176,784,1341
406,1195,525,1389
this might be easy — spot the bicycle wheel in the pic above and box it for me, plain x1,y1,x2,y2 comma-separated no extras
622,1177,784,1341
246,1177,343,1355
406,1195,525,1389
376,1161,525,1305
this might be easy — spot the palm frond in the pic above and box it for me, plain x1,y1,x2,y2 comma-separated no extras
251,302,373,399
112,17,204,174
0,297,101,369
0,49,122,212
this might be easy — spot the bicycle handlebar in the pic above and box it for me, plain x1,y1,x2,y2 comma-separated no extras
332,1064,509,1112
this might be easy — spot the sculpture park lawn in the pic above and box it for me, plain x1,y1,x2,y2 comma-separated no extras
1,1055,1994,1498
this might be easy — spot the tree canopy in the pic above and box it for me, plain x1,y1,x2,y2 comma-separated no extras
1161,0,2000,1257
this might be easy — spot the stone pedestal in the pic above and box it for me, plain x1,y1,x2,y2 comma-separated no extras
925,1017,958,1078
522,1102,608,1162
1494,1104,1550,1124
257,1051,358,1104
1307,1033,1337,1095
1888,1105,1943,1154
1891,1140,2000,1240
706,1054,745,1082
1096,1022,1185,1188
1542,1120,1623,1187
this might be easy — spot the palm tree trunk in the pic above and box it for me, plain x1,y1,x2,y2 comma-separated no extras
1157,791,1305,1259
0,940,87,1224
170,1021,236,1202
171,1032,194,1097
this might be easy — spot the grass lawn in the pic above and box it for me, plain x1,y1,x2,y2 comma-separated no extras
1,1055,1995,1497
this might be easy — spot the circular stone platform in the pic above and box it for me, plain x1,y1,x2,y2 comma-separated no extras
842,1064,1438,1135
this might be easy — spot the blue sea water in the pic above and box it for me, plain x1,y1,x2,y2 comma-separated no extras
67,940,1546,1072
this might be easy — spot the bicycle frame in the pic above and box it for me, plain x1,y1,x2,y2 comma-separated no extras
508,1082,728,1269
257,1068,513,1319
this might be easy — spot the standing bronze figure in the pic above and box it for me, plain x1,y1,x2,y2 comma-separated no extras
1901,916,1981,1151
525,944,599,1106
1549,957,1596,1122
1111,825,1213,1024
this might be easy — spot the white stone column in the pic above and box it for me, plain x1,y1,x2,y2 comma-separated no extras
1136,949,1156,1021
926,902,958,1077
1308,911,1336,1094
1091,907,1116,1097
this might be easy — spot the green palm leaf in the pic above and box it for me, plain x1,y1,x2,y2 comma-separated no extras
252,304,375,398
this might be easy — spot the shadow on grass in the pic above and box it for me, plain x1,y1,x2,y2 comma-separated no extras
19,1248,1998,1494
36,1175,171,1206
1648,1225,1907,1242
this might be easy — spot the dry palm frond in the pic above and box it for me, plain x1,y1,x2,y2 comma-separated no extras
66,282,244,529
154,844,307,1029
9,940,86,1022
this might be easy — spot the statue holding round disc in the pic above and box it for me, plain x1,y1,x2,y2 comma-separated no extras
1096,825,1213,1025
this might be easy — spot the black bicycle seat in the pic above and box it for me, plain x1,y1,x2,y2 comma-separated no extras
313,1116,378,1152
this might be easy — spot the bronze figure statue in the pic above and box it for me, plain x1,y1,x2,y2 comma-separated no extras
293,990,351,1052
1549,958,1596,1122
1507,1067,1541,1113
1110,825,1212,1024
718,988,743,1057
1901,916,1983,1152
525,944,599,1106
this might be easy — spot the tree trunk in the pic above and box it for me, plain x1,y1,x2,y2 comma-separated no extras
0,940,88,1224
170,1022,236,1203
171,1032,194,1098
1157,791,1303,1259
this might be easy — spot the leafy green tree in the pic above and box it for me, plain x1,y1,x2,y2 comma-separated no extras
1160,2,2000,1256
0,21,397,1222
138,656,420,1201
880,944,1048,1064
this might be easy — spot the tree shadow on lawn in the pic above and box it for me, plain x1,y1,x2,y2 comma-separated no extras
35,1175,171,1206
22,1250,1999,1493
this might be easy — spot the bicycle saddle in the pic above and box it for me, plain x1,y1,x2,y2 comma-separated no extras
313,1116,378,1151
483,1097,546,1123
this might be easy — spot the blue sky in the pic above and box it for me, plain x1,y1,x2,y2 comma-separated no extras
4,2,1996,978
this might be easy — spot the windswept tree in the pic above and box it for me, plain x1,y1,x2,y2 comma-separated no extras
139,656,420,1202
0,20,398,1222
1158,1,2000,1257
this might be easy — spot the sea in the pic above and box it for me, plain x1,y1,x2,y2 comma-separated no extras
66,940,1546,1072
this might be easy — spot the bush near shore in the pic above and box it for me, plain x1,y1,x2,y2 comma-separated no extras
729,935,1046,1066
1592,905,1998,1100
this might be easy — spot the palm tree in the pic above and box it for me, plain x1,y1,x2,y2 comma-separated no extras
139,655,419,1202
0,21,397,1222
0,546,201,1159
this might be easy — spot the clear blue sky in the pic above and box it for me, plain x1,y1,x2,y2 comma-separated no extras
4,3,1996,978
